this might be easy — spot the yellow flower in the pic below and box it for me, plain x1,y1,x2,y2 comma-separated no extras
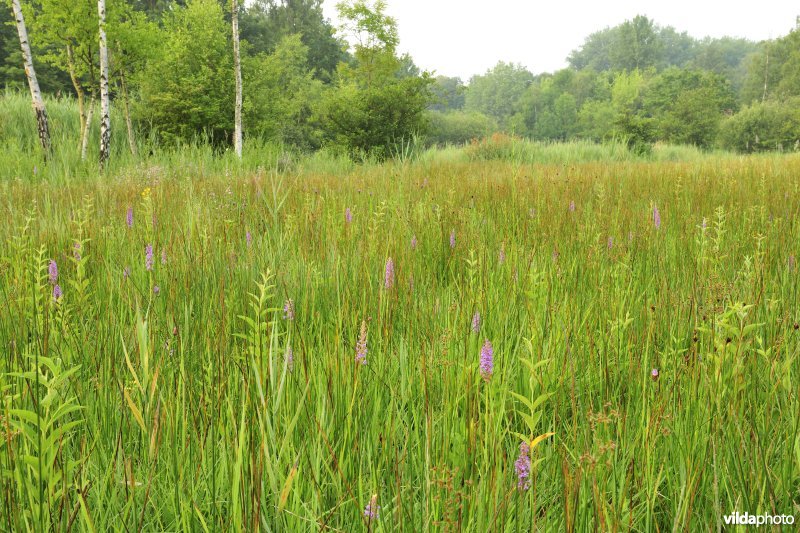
141,187,152,199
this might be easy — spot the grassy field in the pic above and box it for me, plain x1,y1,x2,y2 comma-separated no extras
2,141,800,531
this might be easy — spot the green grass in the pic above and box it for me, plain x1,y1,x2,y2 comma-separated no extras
2,92,764,186
2,96,800,530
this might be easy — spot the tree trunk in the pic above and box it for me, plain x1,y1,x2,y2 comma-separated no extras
11,0,50,154
119,69,137,156
762,48,769,104
232,0,243,158
81,94,95,161
98,0,110,167
67,45,87,152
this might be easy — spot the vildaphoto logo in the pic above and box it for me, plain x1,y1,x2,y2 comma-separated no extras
723,512,795,526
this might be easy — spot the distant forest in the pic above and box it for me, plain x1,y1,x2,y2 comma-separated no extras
2,0,799,157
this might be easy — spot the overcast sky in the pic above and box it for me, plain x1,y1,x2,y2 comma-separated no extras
320,1,798,81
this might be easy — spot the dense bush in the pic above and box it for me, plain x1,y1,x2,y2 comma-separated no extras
243,35,324,151
718,98,800,152
425,110,497,146
319,76,431,160
135,0,234,146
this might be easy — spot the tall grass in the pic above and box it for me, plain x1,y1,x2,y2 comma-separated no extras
2,92,762,187
0,92,292,183
2,146,800,530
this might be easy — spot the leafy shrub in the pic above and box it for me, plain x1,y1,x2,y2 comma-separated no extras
718,98,800,153
318,76,431,160
135,0,234,146
425,111,497,146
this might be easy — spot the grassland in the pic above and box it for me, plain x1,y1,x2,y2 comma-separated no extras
2,100,800,530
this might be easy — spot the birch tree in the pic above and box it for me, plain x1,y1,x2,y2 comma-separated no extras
11,0,50,153
232,0,243,158
98,0,110,165
35,0,98,158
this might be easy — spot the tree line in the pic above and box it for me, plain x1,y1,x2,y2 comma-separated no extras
3,0,429,162
2,2,799,162
432,16,800,154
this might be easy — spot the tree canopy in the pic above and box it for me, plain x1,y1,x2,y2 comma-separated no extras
1,3,797,156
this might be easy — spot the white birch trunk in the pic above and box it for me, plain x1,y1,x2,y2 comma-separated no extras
232,0,243,158
81,95,95,161
98,0,110,166
11,0,50,154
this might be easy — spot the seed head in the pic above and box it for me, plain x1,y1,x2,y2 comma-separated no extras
355,321,368,365
286,345,294,372
471,311,481,333
384,257,395,289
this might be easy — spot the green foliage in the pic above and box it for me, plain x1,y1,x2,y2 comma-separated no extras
465,61,533,129
577,99,616,141
429,75,466,111
239,0,345,81
568,16,665,72
690,37,758,92
318,0,432,159
741,26,800,103
136,0,234,146
243,35,324,150
336,0,398,52
609,69,654,152
643,68,736,147
530,92,578,141
425,110,497,146
511,69,611,141
319,75,431,159
718,97,800,152
30,0,99,89
569,15,756,76
2,1,796,157
610,15,662,71
0,5,72,93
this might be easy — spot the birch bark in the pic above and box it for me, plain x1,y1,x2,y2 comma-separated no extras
232,0,243,158
98,0,110,166
11,0,50,154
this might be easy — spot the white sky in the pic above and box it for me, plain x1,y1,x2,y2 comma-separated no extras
321,0,799,81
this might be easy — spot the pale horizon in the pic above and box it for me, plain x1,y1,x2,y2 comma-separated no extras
321,0,799,80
